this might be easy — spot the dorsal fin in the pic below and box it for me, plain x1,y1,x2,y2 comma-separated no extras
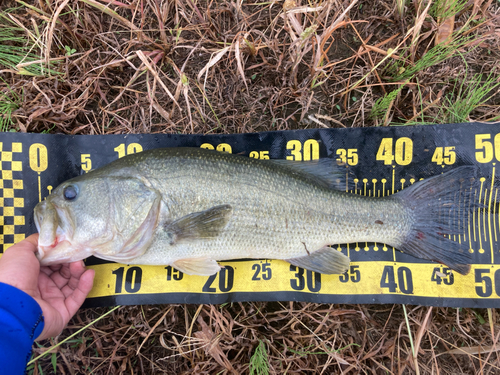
267,158,355,191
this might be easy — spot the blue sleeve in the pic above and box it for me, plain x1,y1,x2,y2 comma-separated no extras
0,282,45,375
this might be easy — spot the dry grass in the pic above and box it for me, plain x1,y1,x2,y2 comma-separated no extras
3,0,497,134
1,0,500,373
30,303,500,374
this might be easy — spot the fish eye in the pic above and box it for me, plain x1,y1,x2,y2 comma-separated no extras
63,185,78,201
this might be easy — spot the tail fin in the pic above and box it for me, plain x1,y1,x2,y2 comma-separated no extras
394,166,479,275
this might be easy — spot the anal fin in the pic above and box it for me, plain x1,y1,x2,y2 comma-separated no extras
286,247,350,274
172,258,221,276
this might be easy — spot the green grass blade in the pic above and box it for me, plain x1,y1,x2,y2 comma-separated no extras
27,305,121,366
0,11,59,76
249,339,269,375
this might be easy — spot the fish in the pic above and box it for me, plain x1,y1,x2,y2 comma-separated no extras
34,147,477,276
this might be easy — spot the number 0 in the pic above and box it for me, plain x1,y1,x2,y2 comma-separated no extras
394,137,412,165
29,143,48,173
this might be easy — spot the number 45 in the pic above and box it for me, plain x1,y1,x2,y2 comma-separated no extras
431,147,455,165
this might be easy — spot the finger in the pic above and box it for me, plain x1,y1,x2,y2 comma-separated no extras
3,233,40,256
2,234,39,259
23,233,40,248
49,264,63,272
40,266,54,277
49,264,73,289
67,261,87,289
61,262,91,298
38,272,63,297
0,234,41,292
64,269,95,317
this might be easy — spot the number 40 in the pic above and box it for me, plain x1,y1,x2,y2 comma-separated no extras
376,137,413,166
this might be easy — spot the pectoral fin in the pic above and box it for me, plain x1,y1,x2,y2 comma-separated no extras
286,247,350,274
164,204,232,244
172,258,221,276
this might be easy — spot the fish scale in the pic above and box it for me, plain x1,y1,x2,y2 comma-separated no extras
113,149,408,263
34,147,476,276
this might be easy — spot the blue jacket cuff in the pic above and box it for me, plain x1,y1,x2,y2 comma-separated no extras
0,282,45,374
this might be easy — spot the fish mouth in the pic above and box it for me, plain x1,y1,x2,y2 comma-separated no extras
35,235,73,265
36,240,76,265
34,200,77,265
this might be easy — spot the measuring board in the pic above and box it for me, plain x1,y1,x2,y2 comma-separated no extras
1,123,500,308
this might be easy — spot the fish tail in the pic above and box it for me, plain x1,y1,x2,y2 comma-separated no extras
394,166,480,275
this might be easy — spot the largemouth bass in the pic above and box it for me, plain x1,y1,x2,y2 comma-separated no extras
34,148,476,275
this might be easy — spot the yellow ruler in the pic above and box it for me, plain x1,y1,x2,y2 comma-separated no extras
0,123,499,307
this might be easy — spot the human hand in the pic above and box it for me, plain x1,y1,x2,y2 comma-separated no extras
0,234,95,340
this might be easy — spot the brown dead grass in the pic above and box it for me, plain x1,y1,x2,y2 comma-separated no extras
32,303,500,374
4,0,497,134
2,0,500,373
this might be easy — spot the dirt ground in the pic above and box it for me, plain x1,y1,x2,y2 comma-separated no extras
1,0,500,374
